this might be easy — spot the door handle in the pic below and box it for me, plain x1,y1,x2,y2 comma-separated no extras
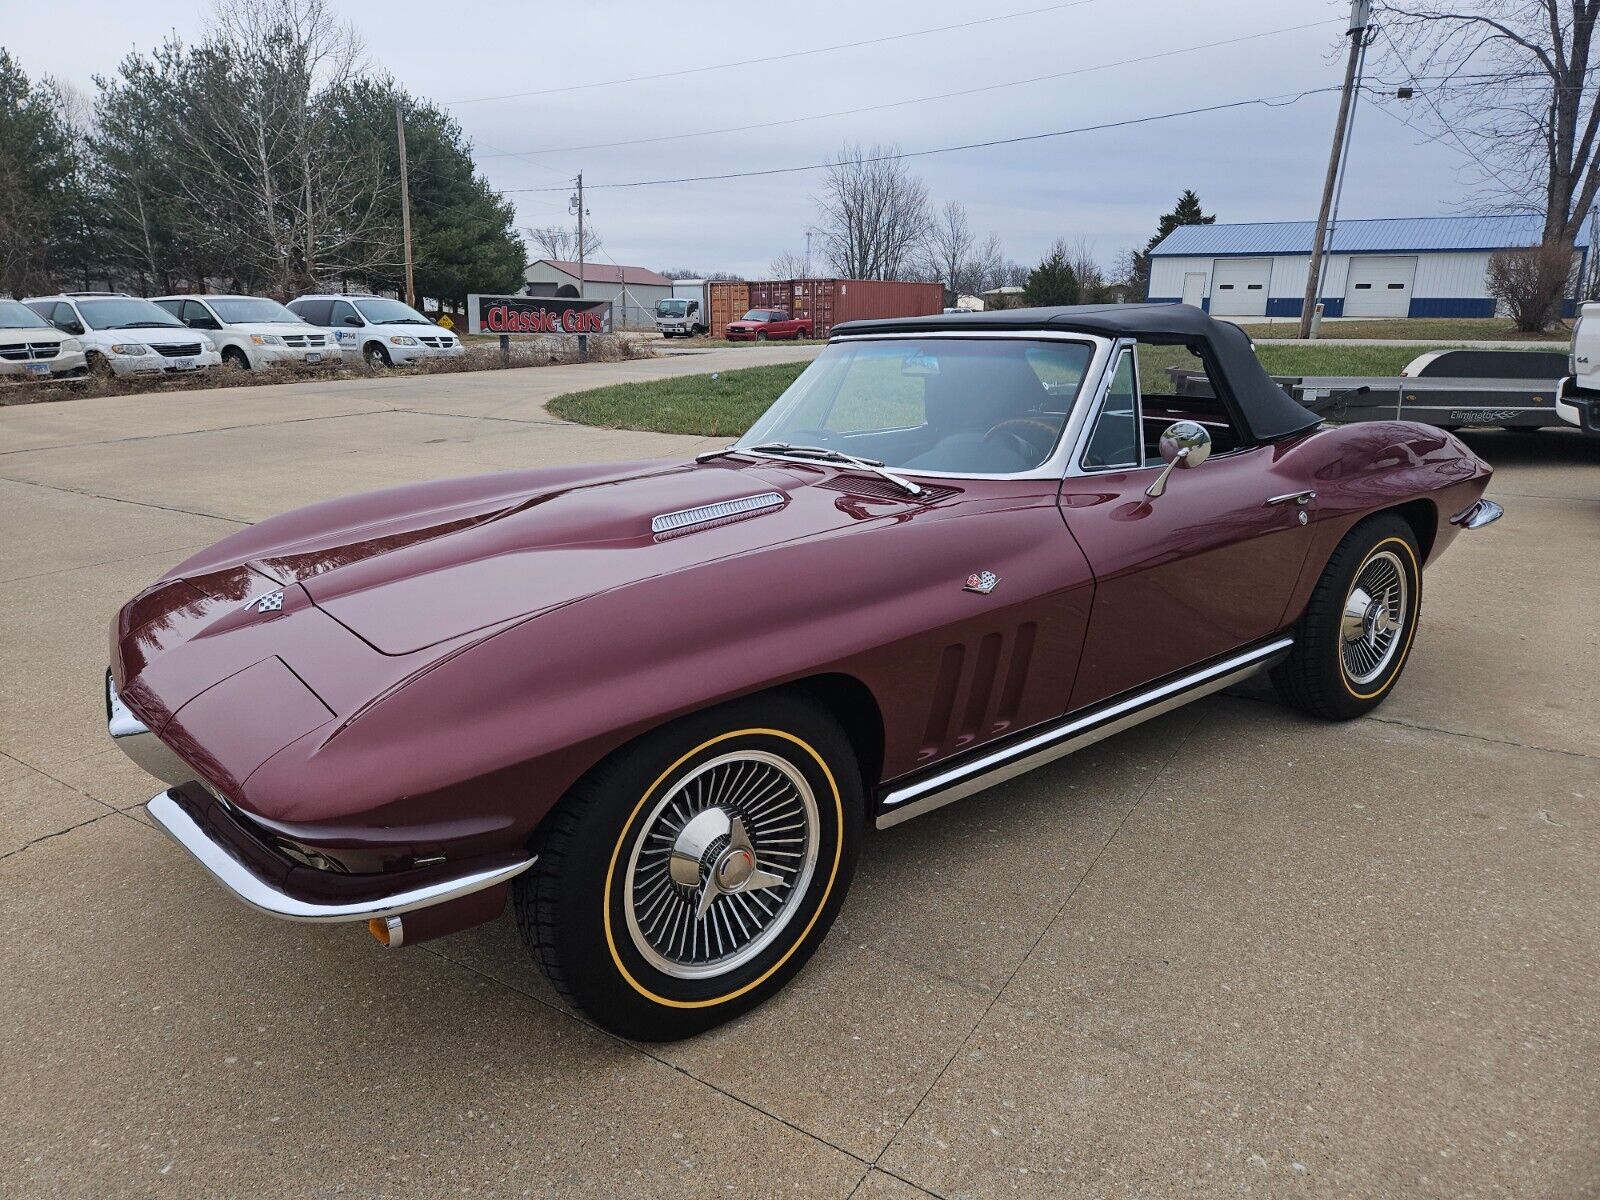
1265,490,1316,507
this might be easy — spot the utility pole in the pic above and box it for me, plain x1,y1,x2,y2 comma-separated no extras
1299,0,1372,339
395,101,416,310
804,230,812,277
571,171,586,299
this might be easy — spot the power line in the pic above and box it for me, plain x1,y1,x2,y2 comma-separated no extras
497,87,1343,194
476,18,1342,160
444,0,1102,106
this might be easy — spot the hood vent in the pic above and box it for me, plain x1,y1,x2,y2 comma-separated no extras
651,491,785,536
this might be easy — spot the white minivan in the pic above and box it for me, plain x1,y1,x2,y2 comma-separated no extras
286,294,464,368
153,294,338,371
23,293,222,378
0,298,88,382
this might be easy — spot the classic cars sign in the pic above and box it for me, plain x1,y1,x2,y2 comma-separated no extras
467,294,612,336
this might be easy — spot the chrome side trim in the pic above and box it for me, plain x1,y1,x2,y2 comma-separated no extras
651,491,784,535
876,637,1294,831
145,789,536,923
1449,498,1504,529
107,673,195,788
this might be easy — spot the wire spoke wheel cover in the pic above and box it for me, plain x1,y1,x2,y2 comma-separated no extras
623,750,820,979
1339,548,1409,686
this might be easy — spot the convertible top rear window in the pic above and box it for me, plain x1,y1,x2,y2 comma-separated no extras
736,338,1094,475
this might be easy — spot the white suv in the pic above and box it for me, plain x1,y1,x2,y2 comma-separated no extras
24,293,222,378
152,295,338,371
286,294,464,368
0,298,88,382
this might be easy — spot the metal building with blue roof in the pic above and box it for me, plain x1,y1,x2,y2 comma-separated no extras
1146,214,1589,319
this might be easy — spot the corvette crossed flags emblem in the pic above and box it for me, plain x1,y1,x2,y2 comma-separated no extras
964,571,999,595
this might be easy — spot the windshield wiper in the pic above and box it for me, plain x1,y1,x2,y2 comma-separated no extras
744,443,923,497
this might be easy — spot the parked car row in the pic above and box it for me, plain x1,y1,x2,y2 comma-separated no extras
9,290,463,381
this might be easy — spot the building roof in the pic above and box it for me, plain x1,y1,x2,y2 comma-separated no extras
1149,214,1588,257
833,303,1320,443
528,259,672,287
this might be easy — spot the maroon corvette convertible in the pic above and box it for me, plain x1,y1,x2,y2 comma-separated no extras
110,304,1501,1038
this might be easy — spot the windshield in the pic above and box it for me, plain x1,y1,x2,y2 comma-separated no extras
78,298,185,331
657,300,689,317
354,297,430,325
740,310,772,322
209,297,300,324
735,337,1095,475
0,300,52,330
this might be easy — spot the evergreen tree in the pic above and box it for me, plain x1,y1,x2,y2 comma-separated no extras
327,78,526,308
1130,189,1216,297
0,50,84,296
1023,240,1081,307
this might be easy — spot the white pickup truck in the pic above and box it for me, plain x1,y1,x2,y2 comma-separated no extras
1555,301,1600,434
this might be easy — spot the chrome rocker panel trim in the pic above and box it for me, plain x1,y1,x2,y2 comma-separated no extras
145,788,536,923
875,636,1295,830
1450,498,1504,530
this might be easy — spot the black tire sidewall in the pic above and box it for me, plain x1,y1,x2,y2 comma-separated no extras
1285,515,1422,719
536,693,861,1039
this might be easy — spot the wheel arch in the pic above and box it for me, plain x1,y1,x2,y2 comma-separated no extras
783,672,885,791
1380,497,1439,564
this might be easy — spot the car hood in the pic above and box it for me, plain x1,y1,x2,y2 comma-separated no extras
161,457,879,656
227,322,320,338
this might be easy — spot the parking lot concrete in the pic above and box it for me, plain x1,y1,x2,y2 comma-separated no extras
1,352,1595,1198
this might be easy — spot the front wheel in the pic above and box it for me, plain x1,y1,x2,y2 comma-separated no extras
364,342,391,369
1272,514,1421,720
755,329,768,342
515,692,861,1040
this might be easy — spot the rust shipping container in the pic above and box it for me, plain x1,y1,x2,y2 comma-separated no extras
789,279,943,336
708,280,749,334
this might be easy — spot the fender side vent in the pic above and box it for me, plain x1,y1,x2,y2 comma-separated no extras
651,491,785,536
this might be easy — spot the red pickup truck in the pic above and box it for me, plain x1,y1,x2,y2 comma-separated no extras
724,308,812,341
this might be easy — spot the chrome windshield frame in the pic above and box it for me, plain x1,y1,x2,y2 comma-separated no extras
734,330,1117,482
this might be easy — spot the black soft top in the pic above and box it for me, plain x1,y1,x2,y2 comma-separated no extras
832,303,1321,443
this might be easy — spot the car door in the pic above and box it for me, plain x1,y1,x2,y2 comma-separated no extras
1059,340,1317,711
329,299,363,354
181,300,221,332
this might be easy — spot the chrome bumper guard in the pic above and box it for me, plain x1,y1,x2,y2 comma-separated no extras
109,674,535,923
1450,498,1505,530
145,789,535,923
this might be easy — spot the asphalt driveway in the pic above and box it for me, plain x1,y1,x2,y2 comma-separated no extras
1,352,1595,1198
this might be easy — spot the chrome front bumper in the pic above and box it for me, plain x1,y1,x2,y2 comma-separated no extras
144,788,535,923
108,675,535,924
1450,498,1505,530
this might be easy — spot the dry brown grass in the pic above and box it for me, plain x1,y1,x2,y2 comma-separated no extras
0,334,654,407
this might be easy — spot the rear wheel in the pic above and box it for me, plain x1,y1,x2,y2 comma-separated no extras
514,691,861,1040
1272,514,1421,720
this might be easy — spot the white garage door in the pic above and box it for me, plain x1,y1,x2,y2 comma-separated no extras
1344,256,1417,318
1210,258,1271,317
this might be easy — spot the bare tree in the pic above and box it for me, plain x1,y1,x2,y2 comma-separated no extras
813,143,930,280
1486,242,1579,328
918,200,976,300
769,250,808,278
173,0,393,295
525,223,603,262
969,232,1007,295
1378,1,1600,251
1060,236,1107,302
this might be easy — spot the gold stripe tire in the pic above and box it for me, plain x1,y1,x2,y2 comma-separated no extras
513,691,862,1041
1272,514,1422,721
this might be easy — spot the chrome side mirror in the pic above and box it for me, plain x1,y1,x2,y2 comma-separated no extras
1145,421,1212,499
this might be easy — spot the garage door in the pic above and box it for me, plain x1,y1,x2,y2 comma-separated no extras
1210,259,1271,317
1344,256,1417,317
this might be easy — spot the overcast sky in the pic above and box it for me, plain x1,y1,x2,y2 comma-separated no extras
4,0,1475,278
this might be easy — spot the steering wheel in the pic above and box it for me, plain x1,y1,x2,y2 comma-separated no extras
982,418,1057,465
